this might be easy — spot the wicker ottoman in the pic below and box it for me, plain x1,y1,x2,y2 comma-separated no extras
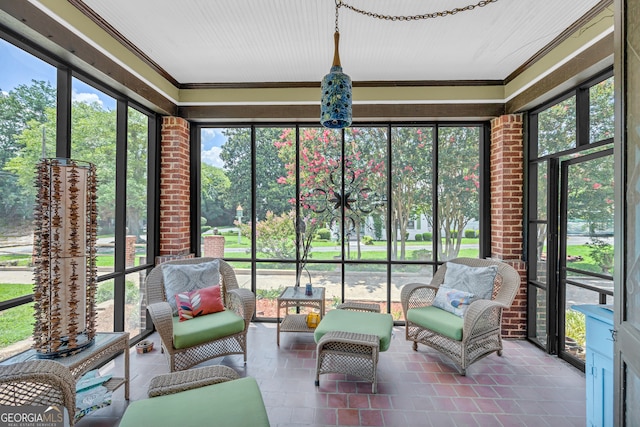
119,366,270,427
314,306,393,393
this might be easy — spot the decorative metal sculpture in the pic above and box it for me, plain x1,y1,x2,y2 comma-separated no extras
302,166,385,234
33,158,98,358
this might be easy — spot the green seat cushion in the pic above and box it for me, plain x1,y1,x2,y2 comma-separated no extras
119,377,270,427
407,306,464,341
314,309,394,351
172,310,245,350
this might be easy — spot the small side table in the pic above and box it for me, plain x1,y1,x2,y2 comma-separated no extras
277,286,325,346
0,332,130,399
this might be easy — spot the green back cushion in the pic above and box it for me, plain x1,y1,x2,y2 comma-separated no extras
314,309,394,351
172,310,244,349
407,306,464,341
119,377,269,427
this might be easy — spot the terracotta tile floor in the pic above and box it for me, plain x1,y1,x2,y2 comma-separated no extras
76,323,586,427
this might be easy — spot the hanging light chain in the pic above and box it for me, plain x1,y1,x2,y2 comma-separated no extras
339,0,498,22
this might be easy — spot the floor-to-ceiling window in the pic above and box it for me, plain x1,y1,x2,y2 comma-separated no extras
527,69,614,367
196,123,488,321
0,35,157,359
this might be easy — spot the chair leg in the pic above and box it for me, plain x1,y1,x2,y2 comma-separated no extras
412,341,418,351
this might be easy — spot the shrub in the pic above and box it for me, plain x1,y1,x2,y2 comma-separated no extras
422,232,432,241
316,228,331,240
410,249,431,260
415,234,423,241
587,237,614,273
464,229,477,238
362,236,374,245
449,230,458,238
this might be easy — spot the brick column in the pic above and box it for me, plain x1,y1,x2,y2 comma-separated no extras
125,235,136,267
158,117,193,264
490,114,526,338
203,235,225,258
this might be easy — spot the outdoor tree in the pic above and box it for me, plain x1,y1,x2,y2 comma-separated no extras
201,162,232,227
433,127,480,260
388,127,433,260
0,80,56,226
6,98,150,239
219,127,294,222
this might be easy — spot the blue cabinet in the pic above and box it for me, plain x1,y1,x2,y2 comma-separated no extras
572,304,614,427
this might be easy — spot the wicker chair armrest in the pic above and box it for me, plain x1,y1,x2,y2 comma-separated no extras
317,330,380,349
336,302,381,313
400,283,438,315
462,299,505,340
147,365,239,397
0,360,76,422
147,301,175,348
227,288,255,327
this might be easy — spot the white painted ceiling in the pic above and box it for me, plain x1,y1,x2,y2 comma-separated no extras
77,0,605,84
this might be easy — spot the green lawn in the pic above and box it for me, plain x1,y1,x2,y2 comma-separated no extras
0,284,35,347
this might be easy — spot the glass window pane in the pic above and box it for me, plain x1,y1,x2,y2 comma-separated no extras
536,162,548,221
124,271,145,339
343,263,387,312
205,128,251,259
71,78,117,274
0,40,57,311
536,224,548,283
126,107,148,267
533,286,547,347
343,127,388,261
589,76,614,143
391,126,432,261
0,303,35,359
255,127,295,261
255,262,291,319
537,96,576,156
437,126,481,261
94,279,115,333
392,264,435,321
298,127,342,262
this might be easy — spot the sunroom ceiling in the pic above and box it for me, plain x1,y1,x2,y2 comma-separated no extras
75,0,607,85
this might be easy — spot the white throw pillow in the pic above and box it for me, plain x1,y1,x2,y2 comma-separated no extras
442,261,497,301
162,260,221,316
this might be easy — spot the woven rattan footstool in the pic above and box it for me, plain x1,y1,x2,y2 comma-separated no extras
314,305,393,393
119,365,270,427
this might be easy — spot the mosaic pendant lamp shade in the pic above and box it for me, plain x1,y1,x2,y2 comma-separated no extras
321,31,352,129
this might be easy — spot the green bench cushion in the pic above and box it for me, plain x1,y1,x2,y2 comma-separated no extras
119,377,269,427
407,306,464,341
314,309,394,351
172,310,245,350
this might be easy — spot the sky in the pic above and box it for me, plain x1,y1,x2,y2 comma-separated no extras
2,38,226,167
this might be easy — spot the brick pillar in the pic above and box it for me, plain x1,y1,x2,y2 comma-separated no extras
490,114,526,338
203,235,225,258
157,116,193,264
125,235,136,267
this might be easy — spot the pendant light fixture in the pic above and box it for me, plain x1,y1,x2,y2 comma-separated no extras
319,0,499,129
320,0,352,129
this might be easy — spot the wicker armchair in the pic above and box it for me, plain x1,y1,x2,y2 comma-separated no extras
401,257,521,375
0,360,76,424
146,258,255,372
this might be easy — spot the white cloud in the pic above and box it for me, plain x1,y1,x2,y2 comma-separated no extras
72,90,103,106
202,145,224,168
